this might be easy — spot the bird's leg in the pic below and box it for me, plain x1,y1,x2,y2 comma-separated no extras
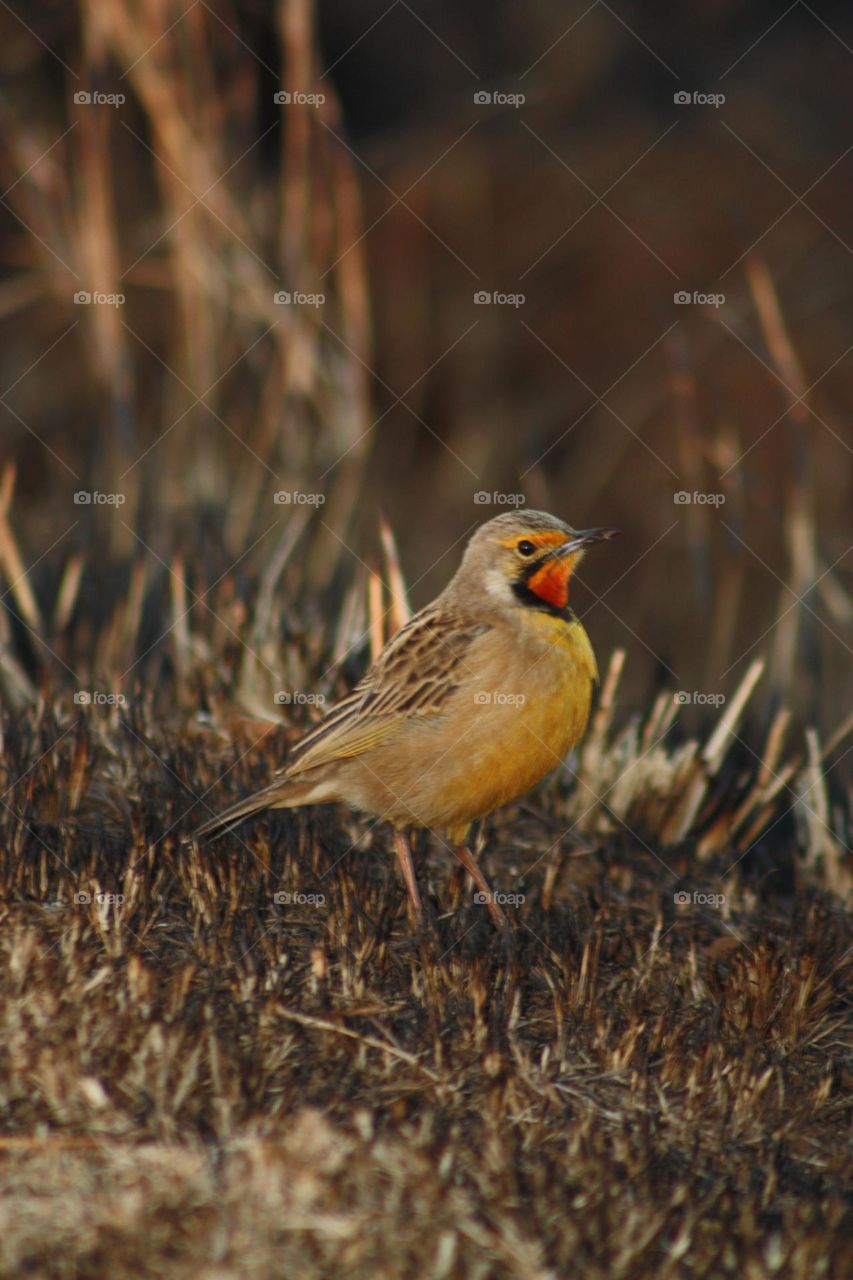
454,844,510,933
393,829,423,926
457,842,517,978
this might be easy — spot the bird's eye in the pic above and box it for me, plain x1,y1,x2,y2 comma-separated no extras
516,539,536,557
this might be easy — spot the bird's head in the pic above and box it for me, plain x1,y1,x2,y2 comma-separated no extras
454,509,618,617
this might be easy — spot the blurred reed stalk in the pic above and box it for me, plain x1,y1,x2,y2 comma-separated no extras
2,0,373,583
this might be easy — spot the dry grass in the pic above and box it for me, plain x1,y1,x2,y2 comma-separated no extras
0,542,850,1278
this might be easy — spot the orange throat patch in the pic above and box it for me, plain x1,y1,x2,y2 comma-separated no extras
525,554,576,611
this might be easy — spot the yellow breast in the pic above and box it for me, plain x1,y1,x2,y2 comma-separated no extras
424,615,597,839
331,614,599,842
521,609,600,680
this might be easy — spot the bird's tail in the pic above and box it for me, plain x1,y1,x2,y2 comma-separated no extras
188,777,314,842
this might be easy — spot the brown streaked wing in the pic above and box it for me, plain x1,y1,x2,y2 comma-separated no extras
283,604,490,777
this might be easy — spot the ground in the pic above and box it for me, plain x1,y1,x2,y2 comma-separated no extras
0,667,849,1279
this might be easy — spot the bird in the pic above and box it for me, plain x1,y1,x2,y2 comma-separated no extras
191,510,618,932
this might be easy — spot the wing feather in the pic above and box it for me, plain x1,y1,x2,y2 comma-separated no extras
284,604,489,777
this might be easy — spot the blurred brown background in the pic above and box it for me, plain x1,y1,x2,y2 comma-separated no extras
0,0,850,734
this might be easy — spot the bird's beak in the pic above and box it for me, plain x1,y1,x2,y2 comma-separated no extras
557,527,620,556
